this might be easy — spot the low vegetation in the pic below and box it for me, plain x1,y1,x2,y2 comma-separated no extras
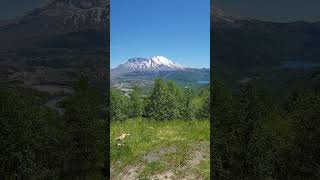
110,119,210,179
111,78,210,121
110,78,210,179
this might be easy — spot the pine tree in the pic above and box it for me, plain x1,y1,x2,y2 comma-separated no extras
164,80,181,120
197,87,210,119
235,84,268,178
144,78,167,120
287,91,320,178
211,81,235,179
61,75,104,179
129,86,143,118
111,89,129,121
182,88,195,120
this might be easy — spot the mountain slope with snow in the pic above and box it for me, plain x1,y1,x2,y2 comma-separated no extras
112,56,185,75
111,56,209,90
0,0,108,49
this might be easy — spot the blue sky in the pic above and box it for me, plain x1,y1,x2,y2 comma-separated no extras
110,0,210,68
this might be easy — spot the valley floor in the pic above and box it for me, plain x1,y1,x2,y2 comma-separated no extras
110,119,210,180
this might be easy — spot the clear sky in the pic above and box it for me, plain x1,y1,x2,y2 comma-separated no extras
110,0,210,68
215,0,320,22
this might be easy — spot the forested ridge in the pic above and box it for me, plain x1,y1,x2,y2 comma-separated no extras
212,80,320,179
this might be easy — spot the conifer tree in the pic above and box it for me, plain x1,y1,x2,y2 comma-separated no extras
164,80,181,119
287,91,320,178
111,89,129,121
129,86,143,118
182,88,195,119
144,78,167,120
61,75,104,179
235,84,268,178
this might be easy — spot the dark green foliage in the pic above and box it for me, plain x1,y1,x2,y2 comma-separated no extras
211,81,235,179
0,75,106,179
286,91,320,178
111,89,129,121
60,75,105,179
212,79,320,179
112,78,210,121
0,87,65,179
164,80,182,119
128,87,144,118
144,78,169,120
197,87,210,119
181,88,196,119
234,84,270,178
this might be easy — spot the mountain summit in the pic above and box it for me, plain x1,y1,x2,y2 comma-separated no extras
0,0,108,49
111,56,209,89
113,56,185,74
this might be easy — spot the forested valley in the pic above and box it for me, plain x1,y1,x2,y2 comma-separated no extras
0,76,108,179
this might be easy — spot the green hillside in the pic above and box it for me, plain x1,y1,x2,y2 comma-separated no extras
111,119,210,179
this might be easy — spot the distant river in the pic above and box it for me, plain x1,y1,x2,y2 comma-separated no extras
281,61,320,69
45,97,65,115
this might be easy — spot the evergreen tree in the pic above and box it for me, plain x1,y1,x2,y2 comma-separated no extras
111,89,129,121
164,80,181,119
287,91,320,178
144,78,168,120
128,86,143,118
235,84,269,178
211,81,235,179
197,87,210,119
182,88,195,120
61,75,104,179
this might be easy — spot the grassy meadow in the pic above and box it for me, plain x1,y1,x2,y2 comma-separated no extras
110,119,210,180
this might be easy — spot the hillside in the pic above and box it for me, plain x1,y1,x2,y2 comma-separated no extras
0,0,108,49
212,8,320,97
0,0,109,104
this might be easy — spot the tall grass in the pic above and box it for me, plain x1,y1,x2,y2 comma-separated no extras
110,119,210,178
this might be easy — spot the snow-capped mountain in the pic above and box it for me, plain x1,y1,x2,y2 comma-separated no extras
39,0,108,28
1,0,107,33
111,56,209,90
112,56,185,74
0,0,108,49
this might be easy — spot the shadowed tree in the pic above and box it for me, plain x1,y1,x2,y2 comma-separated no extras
61,75,104,179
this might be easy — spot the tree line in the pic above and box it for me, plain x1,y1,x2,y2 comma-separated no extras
212,80,320,179
0,76,107,179
111,78,210,121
